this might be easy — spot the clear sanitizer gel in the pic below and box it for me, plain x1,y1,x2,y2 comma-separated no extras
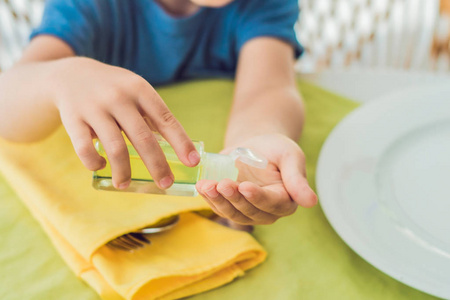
92,134,268,197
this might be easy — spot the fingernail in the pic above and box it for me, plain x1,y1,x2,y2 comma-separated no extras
118,180,130,190
205,187,219,199
159,176,173,189
310,189,318,203
221,187,234,197
189,150,201,165
240,190,252,199
195,181,203,190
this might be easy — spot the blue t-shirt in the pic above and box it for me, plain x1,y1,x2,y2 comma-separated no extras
31,0,302,86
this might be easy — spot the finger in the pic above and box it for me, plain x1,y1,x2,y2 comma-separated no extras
90,115,131,189
197,180,225,217
238,181,297,217
216,179,276,223
279,150,318,207
200,180,252,224
137,88,200,168
142,116,157,132
114,107,173,189
197,192,222,218
63,118,106,171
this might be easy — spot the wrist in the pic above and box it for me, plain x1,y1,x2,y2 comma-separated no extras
45,57,72,108
223,133,269,151
226,89,304,146
47,57,95,108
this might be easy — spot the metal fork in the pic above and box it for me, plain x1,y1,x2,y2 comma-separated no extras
107,215,180,251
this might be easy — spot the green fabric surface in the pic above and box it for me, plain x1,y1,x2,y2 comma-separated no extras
0,79,436,300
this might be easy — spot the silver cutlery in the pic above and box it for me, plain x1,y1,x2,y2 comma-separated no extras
107,215,180,251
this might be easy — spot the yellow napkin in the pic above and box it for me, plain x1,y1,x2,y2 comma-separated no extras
0,127,266,300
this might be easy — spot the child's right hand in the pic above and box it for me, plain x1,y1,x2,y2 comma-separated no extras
51,57,200,190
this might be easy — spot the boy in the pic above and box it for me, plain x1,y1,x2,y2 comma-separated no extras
0,0,317,226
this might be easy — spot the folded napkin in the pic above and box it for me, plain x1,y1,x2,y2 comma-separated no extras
0,126,266,300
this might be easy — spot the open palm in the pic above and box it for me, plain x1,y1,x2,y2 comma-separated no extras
196,134,317,225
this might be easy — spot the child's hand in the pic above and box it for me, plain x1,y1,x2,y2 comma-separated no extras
52,57,200,189
196,134,317,225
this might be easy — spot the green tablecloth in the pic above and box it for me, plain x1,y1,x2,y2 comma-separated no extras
0,79,436,300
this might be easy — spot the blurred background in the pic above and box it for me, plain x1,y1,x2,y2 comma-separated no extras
0,0,449,73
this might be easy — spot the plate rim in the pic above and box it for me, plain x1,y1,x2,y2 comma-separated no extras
316,82,450,299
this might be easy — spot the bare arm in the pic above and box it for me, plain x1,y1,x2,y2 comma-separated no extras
196,38,317,225
0,35,200,190
226,37,304,146
0,36,74,141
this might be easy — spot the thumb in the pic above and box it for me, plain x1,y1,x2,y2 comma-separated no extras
279,149,318,207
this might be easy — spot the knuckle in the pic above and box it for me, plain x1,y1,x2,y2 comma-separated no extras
269,201,288,214
151,160,171,177
272,199,297,216
107,140,127,159
289,187,302,202
74,142,93,159
247,195,263,207
133,129,154,145
129,75,147,91
244,208,260,219
225,208,240,221
85,160,104,171
159,111,179,129
74,143,103,171
105,87,127,104
145,166,171,183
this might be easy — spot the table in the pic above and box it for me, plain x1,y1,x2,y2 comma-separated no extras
1,71,448,300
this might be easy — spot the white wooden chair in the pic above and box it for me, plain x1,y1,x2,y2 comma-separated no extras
296,0,450,72
0,0,43,71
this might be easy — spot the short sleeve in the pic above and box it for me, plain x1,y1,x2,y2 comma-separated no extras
235,0,303,58
30,0,99,57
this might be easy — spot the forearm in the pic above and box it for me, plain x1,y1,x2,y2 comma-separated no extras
0,35,78,142
0,61,62,142
224,86,304,148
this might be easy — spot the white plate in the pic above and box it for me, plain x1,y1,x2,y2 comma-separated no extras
316,82,450,299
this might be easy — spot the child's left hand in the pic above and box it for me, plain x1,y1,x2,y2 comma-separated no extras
196,134,318,225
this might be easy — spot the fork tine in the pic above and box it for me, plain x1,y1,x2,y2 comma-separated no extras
108,233,151,251
107,239,135,251
107,236,141,251
122,234,150,248
107,214,179,251
129,232,151,244
118,235,144,248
